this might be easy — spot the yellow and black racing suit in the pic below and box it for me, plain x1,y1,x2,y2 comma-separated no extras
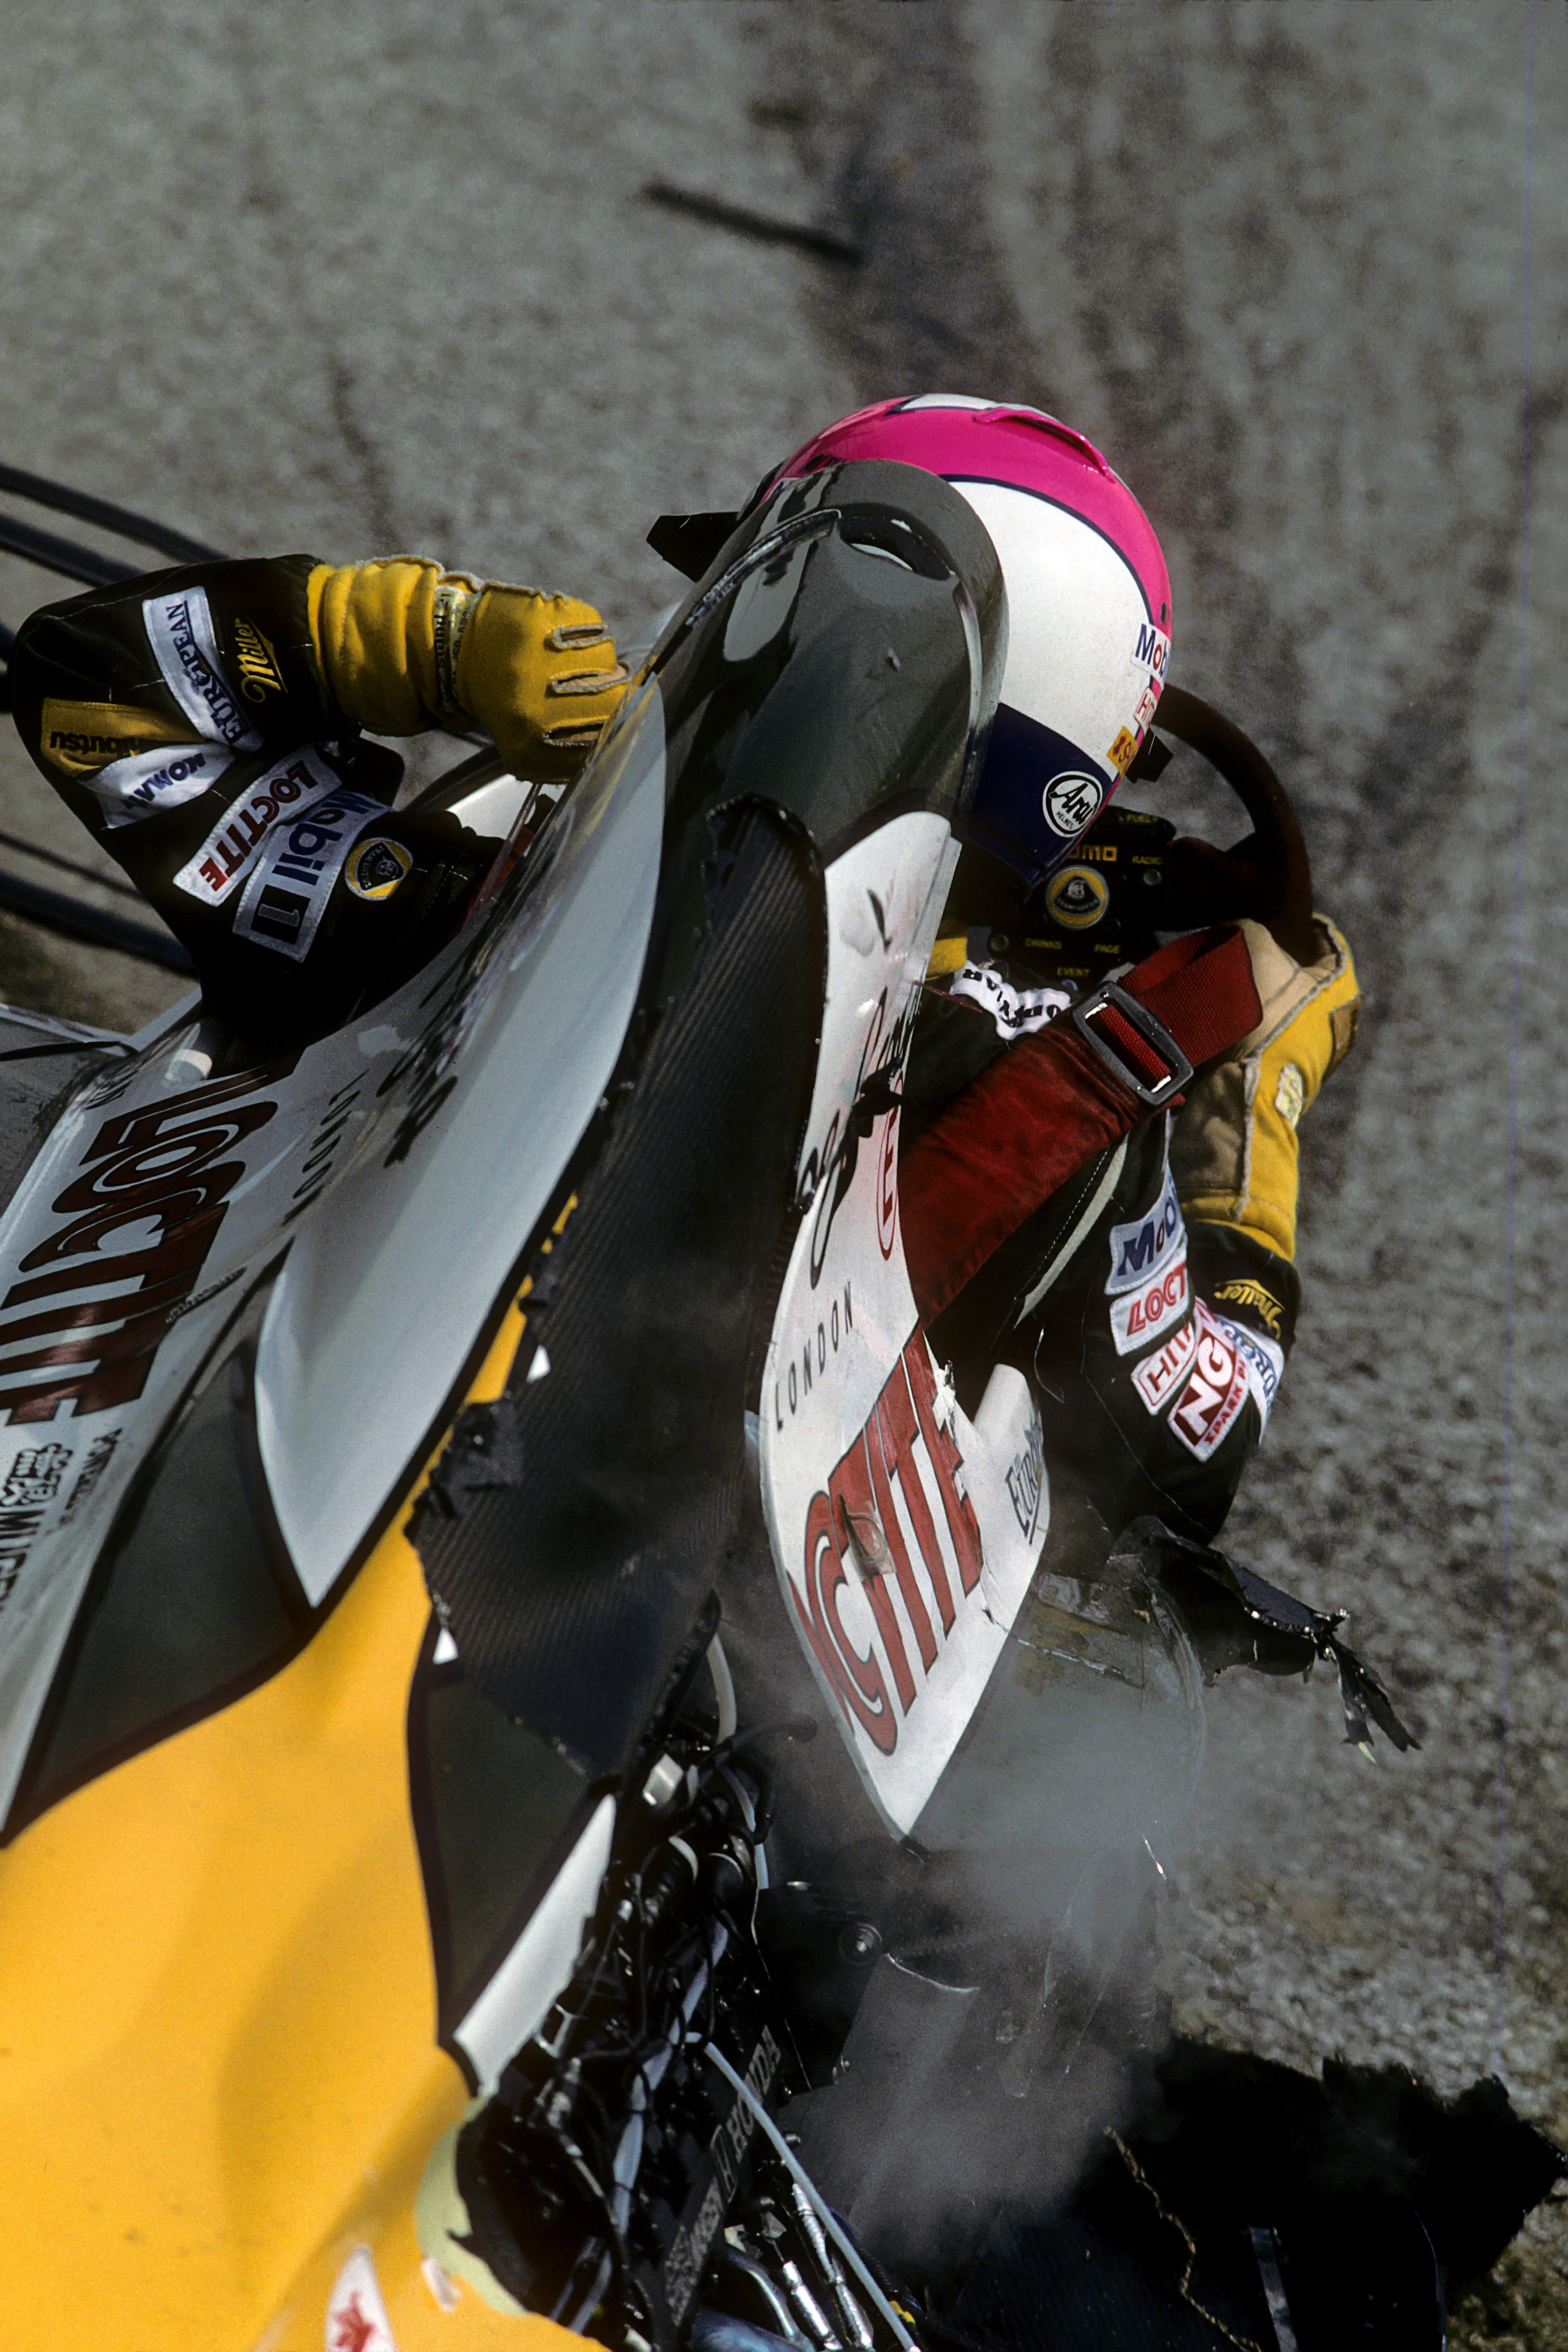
9,556,628,1043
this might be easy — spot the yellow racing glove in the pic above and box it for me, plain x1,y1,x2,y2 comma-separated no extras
1169,913,1360,1261
308,557,630,783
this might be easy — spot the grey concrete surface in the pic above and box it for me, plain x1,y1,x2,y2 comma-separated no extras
1,0,1563,2335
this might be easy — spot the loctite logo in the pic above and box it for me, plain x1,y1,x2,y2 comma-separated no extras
0,1060,292,1425
1109,1249,1189,1355
788,1329,983,1755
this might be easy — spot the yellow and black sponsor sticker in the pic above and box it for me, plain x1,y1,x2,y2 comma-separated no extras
1044,864,1111,931
232,617,285,701
1213,1277,1283,1338
39,699,188,776
1107,727,1140,775
345,835,414,902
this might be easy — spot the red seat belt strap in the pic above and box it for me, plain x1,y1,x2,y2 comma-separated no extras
899,925,1261,1324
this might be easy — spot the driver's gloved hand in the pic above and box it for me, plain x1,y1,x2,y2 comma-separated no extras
309,557,631,783
1169,913,1359,1262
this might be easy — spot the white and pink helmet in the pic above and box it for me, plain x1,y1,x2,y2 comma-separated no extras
766,394,1173,890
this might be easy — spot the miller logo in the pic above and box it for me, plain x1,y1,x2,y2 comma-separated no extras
1212,1277,1283,1338
1044,865,1110,932
1042,770,1106,839
232,617,285,701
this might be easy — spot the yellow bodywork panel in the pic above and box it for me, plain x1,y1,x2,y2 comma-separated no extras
0,1293,579,2349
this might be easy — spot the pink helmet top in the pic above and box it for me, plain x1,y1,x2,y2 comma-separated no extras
776,394,1170,625
770,396,1174,886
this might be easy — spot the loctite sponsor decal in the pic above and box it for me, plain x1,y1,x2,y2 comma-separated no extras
1214,1311,1285,1428
0,1059,289,1427
142,585,261,751
38,697,188,777
1167,1298,1251,1461
1109,1246,1189,1355
787,1328,983,1756
1042,770,1106,840
172,749,349,907
1131,1317,1196,1413
84,740,232,830
231,784,385,963
949,961,1069,1039
1105,1167,1184,1295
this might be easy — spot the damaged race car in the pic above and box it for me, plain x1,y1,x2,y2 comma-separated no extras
0,445,1559,2352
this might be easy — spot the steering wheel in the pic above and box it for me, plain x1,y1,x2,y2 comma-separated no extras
1152,685,1317,966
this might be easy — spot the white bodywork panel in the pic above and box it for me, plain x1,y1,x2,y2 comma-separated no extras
453,1793,617,2093
759,815,1048,1836
0,692,666,1820
256,692,666,1592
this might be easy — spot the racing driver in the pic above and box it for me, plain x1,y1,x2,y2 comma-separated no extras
743,396,1360,1552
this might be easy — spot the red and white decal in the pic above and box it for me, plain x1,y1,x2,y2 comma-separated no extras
0,1057,292,1427
787,1327,983,1759
1109,1247,1188,1355
1167,1298,1251,1460
875,1109,899,1259
326,2245,397,2351
1131,1315,1196,1413
172,748,348,907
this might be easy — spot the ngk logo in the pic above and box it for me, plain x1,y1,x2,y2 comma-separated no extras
788,1329,983,1755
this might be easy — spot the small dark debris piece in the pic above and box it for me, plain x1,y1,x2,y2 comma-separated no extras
1113,1517,1419,1753
641,179,863,263
420,1401,523,1523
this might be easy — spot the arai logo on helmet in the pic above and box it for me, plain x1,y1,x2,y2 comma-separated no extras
1042,770,1106,840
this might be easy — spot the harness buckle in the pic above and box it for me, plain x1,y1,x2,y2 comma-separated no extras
1069,965,1194,1108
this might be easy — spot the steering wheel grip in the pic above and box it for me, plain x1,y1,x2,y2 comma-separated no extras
1153,685,1317,966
